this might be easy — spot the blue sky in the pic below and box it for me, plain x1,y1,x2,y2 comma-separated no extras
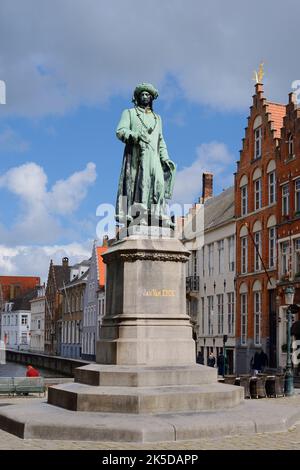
0,0,299,280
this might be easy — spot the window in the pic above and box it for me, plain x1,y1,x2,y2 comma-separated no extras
228,236,235,272
282,184,289,216
268,171,276,205
37,319,41,330
241,293,247,345
254,292,261,346
254,127,262,159
288,133,294,158
295,179,300,213
254,178,262,211
281,241,290,276
21,315,27,325
218,240,224,274
208,296,214,335
217,294,224,334
202,247,205,277
269,227,276,269
241,185,248,216
208,243,214,276
192,250,198,276
21,332,27,345
295,239,300,276
254,231,262,272
201,297,205,334
227,292,235,335
241,237,248,274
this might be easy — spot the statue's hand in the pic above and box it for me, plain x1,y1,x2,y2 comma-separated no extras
164,159,176,171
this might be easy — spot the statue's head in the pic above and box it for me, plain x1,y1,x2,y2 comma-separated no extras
132,83,159,108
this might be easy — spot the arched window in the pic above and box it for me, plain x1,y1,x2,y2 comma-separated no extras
288,133,294,158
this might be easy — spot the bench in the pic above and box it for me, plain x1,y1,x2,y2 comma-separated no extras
14,377,45,397
0,377,15,396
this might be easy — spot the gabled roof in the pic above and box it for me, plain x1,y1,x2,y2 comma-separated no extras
204,186,235,231
10,288,39,311
266,102,286,139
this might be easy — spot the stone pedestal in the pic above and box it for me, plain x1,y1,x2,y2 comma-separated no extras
96,236,195,366
48,235,243,415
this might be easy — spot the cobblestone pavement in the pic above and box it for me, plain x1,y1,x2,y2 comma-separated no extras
1,395,300,450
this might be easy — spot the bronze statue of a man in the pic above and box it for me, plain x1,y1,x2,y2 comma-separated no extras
116,83,176,226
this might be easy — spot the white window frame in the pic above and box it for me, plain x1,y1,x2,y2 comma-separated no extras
241,185,248,216
281,241,290,276
254,178,262,211
218,240,224,274
241,236,248,274
208,296,214,335
228,235,235,272
217,294,224,335
295,239,300,276
227,292,235,335
269,227,276,269
254,231,262,272
268,171,276,205
282,184,289,216
254,127,262,160
208,243,214,277
241,293,248,346
254,291,262,346
288,134,294,158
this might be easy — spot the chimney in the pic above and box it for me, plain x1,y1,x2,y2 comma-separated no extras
102,235,109,247
62,257,69,268
202,172,213,203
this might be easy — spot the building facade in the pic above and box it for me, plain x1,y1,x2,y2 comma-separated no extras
0,289,37,350
44,257,71,355
183,175,236,372
29,285,46,353
234,82,284,373
276,92,300,369
82,241,107,361
60,260,90,359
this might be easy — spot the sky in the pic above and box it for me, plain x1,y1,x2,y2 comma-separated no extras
0,0,299,281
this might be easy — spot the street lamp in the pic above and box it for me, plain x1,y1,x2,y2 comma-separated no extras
284,286,295,396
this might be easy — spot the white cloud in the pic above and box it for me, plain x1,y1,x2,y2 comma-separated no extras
173,141,234,204
0,242,93,282
0,161,97,244
0,127,29,152
0,0,298,117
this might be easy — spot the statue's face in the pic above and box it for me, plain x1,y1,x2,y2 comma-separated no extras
138,91,152,107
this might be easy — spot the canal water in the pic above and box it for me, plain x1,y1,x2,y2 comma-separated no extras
0,361,67,378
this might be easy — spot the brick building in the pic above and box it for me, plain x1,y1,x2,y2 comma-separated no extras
44,257,71,355
235,82,285,373
276,92,300,368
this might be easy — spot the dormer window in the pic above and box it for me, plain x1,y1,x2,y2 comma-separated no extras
288,133,294,158
253,115,262,160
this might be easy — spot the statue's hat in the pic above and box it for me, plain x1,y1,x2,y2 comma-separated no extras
133,83,159,103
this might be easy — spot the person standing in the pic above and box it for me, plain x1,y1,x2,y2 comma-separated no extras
26,365,40,377
207,352,216,367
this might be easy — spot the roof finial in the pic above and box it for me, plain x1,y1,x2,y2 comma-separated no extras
253,62,264,84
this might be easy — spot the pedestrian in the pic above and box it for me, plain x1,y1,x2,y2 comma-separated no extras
259,349,268,372
207,352,216,367
26,365,40,377
250,351,262,375
217,352,225,376
196,351,204,365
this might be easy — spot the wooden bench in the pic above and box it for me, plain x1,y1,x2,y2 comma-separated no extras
14,377,46,397
0,377,15,396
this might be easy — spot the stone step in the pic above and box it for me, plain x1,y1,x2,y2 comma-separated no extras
75,364,217,387
48,381,243,414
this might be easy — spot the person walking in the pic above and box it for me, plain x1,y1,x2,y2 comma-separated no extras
207,352,216,368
